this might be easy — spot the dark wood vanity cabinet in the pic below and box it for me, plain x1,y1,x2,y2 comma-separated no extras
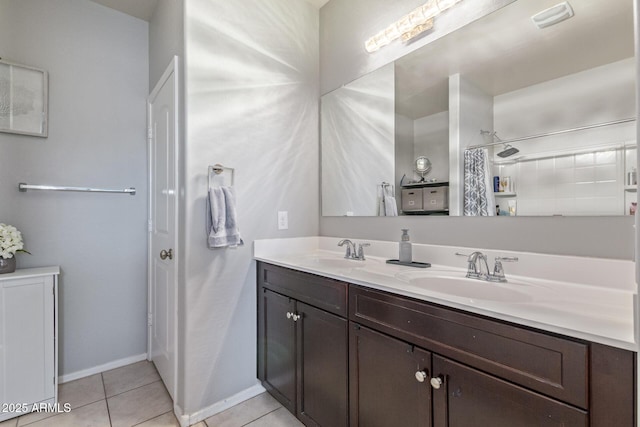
350,323,432,427
257,263,636,427
350,285,635,427
257,263,349,427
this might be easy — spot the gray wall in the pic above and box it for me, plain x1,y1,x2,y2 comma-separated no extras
183,0,319,414
319,0,635,260
0,0,149,375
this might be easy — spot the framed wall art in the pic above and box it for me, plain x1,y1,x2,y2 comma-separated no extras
0,59,48,137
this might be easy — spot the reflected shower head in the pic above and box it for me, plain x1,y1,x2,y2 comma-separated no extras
497,144,519,158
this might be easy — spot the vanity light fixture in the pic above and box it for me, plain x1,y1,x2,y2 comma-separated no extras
531,1,574,29
364,0,464,53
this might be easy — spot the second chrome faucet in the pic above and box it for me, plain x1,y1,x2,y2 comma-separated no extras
457,251,518,282
338,239,370,261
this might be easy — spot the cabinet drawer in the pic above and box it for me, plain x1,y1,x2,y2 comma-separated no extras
259,262,348,317
349,285,588,408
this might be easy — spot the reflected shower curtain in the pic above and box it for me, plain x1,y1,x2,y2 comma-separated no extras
464,148,496,216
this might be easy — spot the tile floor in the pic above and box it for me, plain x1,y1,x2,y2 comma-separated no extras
0,361,301,427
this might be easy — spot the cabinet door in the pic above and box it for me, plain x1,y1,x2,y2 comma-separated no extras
431,355,587,427
0,276,55,409
296,302,348,427
350,323,432,427
261,289,296,413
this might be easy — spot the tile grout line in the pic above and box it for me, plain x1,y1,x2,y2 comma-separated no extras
240,407,282,427
130,410,174,427
101,373,113,427
104,379,162,400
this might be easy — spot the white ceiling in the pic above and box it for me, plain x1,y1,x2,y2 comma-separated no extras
89,0,330,22
395,0,634,119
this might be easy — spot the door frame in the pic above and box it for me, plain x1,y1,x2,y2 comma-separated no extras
146,55,180,400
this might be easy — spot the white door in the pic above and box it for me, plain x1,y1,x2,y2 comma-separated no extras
148,57,179,400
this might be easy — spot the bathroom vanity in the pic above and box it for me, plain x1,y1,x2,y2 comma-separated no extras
255,238,637,426
0,267,59,422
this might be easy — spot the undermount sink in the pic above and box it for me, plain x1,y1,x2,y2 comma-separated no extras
407,276,534,303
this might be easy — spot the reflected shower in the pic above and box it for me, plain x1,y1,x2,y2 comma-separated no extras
497,143,519,158
480,130,520,158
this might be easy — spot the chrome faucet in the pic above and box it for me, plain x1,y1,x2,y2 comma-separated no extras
457,252,518,282
338,239,356,259
466,251,490,279
338,240,370,261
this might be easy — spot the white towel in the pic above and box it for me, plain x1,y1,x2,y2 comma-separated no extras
206,186,244,248
383,186,398,216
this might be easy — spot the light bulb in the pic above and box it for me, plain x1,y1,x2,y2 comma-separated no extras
421,0,440,20
384,24,401,42
396,15,413,34
364,38,379,53
400,19,434,42
373,31,390,47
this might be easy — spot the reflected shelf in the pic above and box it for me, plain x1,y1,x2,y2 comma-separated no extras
624,186,637,193
495,192,517,197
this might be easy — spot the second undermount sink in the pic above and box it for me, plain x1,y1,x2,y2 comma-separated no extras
407,276,534,303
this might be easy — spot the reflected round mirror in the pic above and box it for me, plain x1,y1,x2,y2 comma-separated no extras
414,156,432,181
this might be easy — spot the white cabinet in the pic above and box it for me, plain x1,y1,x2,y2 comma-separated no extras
0,267,59,422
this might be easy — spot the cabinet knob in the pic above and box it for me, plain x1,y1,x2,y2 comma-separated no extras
160,249,173,260
430,376,444,389
415,370,428,383
286,312,293,319
292,314,301,322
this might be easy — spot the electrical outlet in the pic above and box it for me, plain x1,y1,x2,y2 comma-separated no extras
278,211,288,230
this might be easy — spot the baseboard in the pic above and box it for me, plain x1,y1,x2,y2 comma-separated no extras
177,382,266,427
58,353,148,383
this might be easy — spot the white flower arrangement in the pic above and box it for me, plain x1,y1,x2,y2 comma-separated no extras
0,223,29,259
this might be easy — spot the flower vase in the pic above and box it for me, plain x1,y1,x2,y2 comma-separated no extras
0,257,16,274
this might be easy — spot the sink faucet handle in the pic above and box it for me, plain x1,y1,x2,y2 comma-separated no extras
357,243,371,261
490,257,518,282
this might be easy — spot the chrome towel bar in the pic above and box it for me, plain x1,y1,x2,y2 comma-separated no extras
18,183,136,195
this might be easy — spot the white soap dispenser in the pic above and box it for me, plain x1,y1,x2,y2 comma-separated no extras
399,229,412,263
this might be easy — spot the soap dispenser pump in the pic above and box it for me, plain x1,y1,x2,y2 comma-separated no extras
399,229,412,263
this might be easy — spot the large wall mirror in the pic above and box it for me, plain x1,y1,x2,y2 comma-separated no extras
321,0,636,217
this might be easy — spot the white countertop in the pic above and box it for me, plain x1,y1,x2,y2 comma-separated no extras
0,266,60,280
255,237,638,352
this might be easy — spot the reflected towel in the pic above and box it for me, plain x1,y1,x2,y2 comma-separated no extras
383,186,398,216
206,186,244,248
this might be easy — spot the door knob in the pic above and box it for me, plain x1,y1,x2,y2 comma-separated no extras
430,376,444,389
415,370,428,383
160,249,173,260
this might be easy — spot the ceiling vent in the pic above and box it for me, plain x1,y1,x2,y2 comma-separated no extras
531,1,574,29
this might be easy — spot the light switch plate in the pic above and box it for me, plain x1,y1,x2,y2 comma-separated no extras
278,211,288,230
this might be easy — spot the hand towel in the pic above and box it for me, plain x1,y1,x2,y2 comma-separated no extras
383,186,398,216
206,186,244,248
